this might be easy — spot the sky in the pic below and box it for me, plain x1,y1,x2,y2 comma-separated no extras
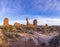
0,0,60,25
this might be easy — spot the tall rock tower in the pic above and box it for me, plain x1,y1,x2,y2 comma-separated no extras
33,19,37,27
44,24,49,33
45,24,48,29
26,17,29,25
3,18,9,26
26,17,30,27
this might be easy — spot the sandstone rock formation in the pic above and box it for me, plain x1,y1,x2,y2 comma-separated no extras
45,24,48,28
44,24,49,33
14,22,21,27
33,19,37,27
0,29,4,46
26,17,31,27
3,18,9,26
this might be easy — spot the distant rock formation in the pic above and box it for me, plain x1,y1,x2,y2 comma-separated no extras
44,24,49,33
26,17,31,27
33,19,37,27
3,18,9,26
14,22,21,27
45,24,48,28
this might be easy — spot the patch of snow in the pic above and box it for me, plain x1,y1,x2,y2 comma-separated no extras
30,36,39,45
34,32,59,46
19,31,59,46
21,37,29,41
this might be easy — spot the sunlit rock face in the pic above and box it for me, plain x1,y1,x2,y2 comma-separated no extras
0,29,4,46
3,18,9,26
33,19,37,27
44,24,49,33
14,22,21,27
26,17,31,27
45,24,48,28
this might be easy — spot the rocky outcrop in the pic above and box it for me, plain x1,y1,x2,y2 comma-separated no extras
3,18,9,26
33,19,37,27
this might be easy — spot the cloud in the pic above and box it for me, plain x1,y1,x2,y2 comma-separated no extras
0,0,60,26
0,14,60,26
36,16,60,25
10,20,26,25
32,0,60,12
9,16,60,26
0,0,24,17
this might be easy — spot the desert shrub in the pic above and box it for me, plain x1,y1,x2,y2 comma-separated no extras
2,25,13,32
14,33,20,37
41,27,45,33
50,27,56,32
6,33,14,38
4,32,20,38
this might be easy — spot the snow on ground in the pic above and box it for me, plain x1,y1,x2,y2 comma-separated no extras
34,32,59,45
19,32,59,46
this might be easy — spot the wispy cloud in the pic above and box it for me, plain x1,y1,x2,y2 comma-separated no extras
36,16,60,25
0,0,60,25
32,0,60,12
9,16,60,26
10,20,26,25
0,0,24,17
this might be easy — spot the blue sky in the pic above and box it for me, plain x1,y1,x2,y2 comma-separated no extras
0,0,60,25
